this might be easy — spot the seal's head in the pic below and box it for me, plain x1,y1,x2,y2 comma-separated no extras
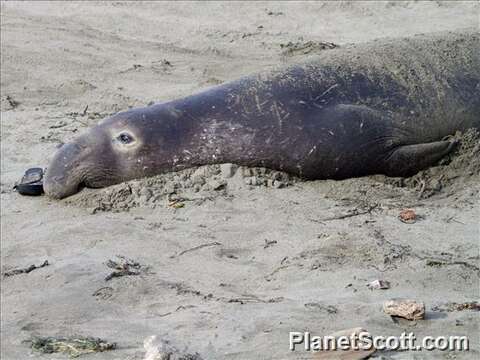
44,107,182,199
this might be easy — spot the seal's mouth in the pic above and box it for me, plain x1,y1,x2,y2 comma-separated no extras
44,174,86,199
44,142,88,199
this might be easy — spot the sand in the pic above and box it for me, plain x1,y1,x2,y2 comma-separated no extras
1,1,479,359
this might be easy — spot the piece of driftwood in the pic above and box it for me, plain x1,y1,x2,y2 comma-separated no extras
170,242,222,258
3,260,49,277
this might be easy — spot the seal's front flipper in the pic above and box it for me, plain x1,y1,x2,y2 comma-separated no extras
383,140,457,177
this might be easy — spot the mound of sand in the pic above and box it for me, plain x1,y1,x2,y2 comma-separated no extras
65,164,296,212
398,129,480,198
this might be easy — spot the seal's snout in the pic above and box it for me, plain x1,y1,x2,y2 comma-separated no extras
44,142,87,199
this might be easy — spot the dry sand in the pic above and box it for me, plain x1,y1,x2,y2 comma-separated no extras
1,1,479,359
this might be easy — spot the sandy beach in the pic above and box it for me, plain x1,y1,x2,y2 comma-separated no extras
1,1,479,359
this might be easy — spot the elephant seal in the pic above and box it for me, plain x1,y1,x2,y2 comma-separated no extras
44,30,479,199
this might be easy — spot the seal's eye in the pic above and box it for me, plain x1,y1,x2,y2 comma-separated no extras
117,133,134,145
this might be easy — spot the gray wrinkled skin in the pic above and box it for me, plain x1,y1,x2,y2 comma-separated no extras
44,30,480,199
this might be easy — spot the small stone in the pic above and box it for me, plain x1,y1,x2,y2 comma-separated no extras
220,163,238,178
244,177,253,185
383,298,425,320
143,335,202,360
267,179,274,187
399,209,416,223
273,180,285,188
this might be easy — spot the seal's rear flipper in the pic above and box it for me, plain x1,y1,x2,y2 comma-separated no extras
383,140,457,177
